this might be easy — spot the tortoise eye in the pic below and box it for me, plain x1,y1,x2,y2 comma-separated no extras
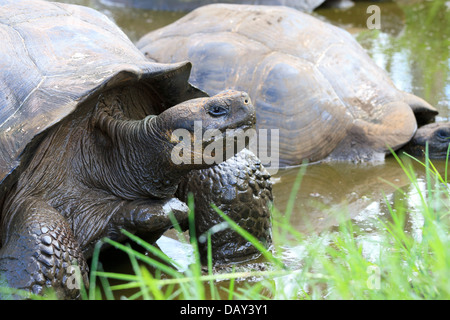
436,128,450,140
208,105,228,117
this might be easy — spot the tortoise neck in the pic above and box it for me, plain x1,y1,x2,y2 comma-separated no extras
84,103,187,200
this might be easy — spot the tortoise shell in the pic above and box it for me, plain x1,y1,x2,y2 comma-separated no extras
0,0,204,185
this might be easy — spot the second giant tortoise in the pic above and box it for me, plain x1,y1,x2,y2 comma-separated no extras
138,4,450,166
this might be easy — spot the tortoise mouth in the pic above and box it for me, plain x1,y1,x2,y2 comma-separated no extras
204,124,256,160
202,115,256,144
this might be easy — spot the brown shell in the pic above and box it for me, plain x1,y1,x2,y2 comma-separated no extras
0,0,203,184
138,4,438,165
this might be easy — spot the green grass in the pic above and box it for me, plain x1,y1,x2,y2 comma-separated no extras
80,151,449,300
2,150,448,300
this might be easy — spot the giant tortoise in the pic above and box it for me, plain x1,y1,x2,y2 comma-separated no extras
138,4,450,166
0,0,272,299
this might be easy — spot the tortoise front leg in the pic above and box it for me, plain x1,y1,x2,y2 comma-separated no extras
176,149,273,264
111,197,189,243
0,198,88,300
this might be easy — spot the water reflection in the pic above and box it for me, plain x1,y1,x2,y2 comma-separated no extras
315,0,407,35
272,156,448,235
317,1,450,118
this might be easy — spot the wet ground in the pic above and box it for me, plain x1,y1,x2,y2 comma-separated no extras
53,0,449,296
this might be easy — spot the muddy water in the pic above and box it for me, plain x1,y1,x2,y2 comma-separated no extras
54,0,449,294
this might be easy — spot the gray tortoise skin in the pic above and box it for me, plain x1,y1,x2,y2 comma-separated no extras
0,0,272,299
138,4,450,166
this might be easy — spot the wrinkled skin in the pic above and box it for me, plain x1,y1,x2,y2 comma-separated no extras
0,90,272,299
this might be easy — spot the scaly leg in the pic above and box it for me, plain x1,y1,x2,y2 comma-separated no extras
176,149,273,264
0,198,88,299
